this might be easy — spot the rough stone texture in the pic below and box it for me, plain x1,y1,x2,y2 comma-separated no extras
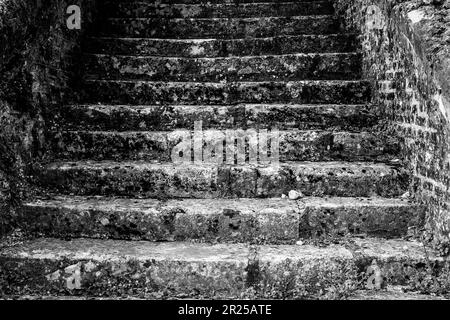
298,197,425,239
83,53,362,81
100,16,340,38
350,285,448,300
84,34,359,57
82,80,372,105
333,0,450,254
18,196,423,242
35,161,408,198
0,237,445,299
18,197,300,244
102,1,334,18
0,0,100,237
58,104,378,131
0,239,249,298
48,130,398,162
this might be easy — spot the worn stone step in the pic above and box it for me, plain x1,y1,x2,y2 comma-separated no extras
99,16,340,38
57,104,378,131
4,289,448,300
49,130,398,162
84,34,359,57
103,0,330,4
102,1,334,18
349,287,448,300
19,197,300,243
18,197,423,242
83,53,362,82
36,161,408,198
298,197,425,239
81,80,371,105
0,238,443,298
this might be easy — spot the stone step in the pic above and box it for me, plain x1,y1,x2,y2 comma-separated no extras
81,80,371,105
19,197,423,242
98,16,340,38
349,287,448,300
84,34,359,57
49,130,398,162
102,1,334,18
36,161,408,198
83,53,362,82
0,238,442,298
103,0,330,4
4,289,448,300
57,104,378,131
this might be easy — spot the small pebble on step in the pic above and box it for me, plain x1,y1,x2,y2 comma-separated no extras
289,190,304,200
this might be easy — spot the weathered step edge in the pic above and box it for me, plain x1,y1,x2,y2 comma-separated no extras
19,197,424,242
55,104,379,131
99,16,340,38
81,80,372,105
0,238,444,299
83,53,362,82
84,34,359,57
48,130,399,162
35,161,409,198
102,1,335,19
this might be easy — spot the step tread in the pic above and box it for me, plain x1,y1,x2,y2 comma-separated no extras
43,160,400,171
4,289,448,300
103,1,334,18
20,196,422,242
0,237,438,263
106,14,334,21
56,103,377,131
2,237,436,297
25,196,418,212
100,15,340,38
67,103,370,108
85,79,368,84
349,287,448,300
88,33,358,41
84,52,360,58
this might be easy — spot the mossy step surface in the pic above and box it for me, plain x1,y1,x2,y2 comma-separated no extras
81,80,371,105
99,16,339,38
58,104,377,131
85,34,359,57
102,1,334,18
19,197,423,242
36,161,408,198
49,130,398,162
83,53,362,82
0,238,443,299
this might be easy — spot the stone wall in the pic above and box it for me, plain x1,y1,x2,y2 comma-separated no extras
0,0,99,236
334,0,450,254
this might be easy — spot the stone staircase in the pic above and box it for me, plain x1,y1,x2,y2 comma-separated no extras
0,0,438,299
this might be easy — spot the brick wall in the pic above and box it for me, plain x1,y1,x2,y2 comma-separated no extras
334,0,450,254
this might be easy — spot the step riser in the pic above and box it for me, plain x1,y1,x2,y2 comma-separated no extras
81,81,372,105
36,163,408,198
99,16,340,38
57,104,378,131
0,239,440,298
298,200,425,239
103,0,330,3
18,198,423,242
19,199,299,244
84,54,362,82
102,2,334,18
49,131,398,162
85,35,359,57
